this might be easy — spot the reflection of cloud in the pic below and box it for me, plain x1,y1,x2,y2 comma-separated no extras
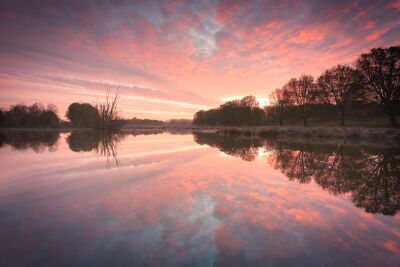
1,133,400,266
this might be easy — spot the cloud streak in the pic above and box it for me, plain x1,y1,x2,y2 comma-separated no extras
0,0,399,119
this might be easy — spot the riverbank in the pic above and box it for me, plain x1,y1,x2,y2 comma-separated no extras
208,126,400,143
125,125,400,144
1,126,399,144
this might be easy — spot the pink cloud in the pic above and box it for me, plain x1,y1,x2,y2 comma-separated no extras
1,1,400,119
364,20,376,30
365,27,392,41
378,240,400,255
386,0,400,10
289,26,330,44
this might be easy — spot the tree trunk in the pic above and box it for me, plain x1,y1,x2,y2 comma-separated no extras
388,107,398,127
301,107,308,127
340,108,345,127
337,104,345,127
303,115,308,127
279,117,283,127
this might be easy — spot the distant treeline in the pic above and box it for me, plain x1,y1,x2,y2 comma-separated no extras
0,91,122,130
0,101,190,130
193,95,265,126
121,118,192,127
122,117,164,126
194,46,400,127
0,103,60,128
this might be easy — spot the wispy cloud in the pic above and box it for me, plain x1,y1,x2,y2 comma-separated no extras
0,0,399,119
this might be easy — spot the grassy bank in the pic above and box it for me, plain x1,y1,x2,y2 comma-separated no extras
2,125,400,144
121,125,400,144
209,126,400,144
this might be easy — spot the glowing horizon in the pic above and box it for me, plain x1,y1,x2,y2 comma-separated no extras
1,0,399,120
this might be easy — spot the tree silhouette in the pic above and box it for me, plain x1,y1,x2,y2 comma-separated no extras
282,75,316,127
268,88,290,127
0,103,60,128
193,95,265,126
96,90,121,131
317,65,364,126
356,46,400,127
66,102,99,128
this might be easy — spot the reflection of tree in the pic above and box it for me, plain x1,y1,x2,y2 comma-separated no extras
67,131,124,166
0,131,59,153
268,144,319,184
267,140,400,216
67,131,100,152
307,146,363,195
193,131,263,161
351,148,400,216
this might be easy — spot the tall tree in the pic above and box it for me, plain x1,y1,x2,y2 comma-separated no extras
269,88,289,127
240,95,262,126
317,65,364,126
356,46,400,127
283,75,316,127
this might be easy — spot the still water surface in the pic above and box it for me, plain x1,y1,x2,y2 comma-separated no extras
0,131,399,267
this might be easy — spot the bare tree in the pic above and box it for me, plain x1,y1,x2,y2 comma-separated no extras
96,89,120,131
269,88,289,127
283,75,316,127
240,95,262,126
356,46,400,127
317,65,364,126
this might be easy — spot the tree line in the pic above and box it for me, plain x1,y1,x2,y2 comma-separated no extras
0,103,60,128
0,90,123,130
193,95,265,126
194,46,400,127
268,46,399,127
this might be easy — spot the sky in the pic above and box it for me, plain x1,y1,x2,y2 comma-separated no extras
0,0,399,120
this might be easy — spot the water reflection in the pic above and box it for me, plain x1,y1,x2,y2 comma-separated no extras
3,130,396,215
0,131,59,152
266,141,400,216
66,131,125,166
194,133,400,216
193,131,263,161
0,132,399,266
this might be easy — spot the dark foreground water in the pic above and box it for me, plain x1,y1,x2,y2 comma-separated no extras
0,131,399,267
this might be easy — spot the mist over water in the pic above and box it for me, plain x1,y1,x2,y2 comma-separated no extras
0,131,399,267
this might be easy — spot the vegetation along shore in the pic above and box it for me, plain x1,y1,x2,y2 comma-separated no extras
1,46,399,133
